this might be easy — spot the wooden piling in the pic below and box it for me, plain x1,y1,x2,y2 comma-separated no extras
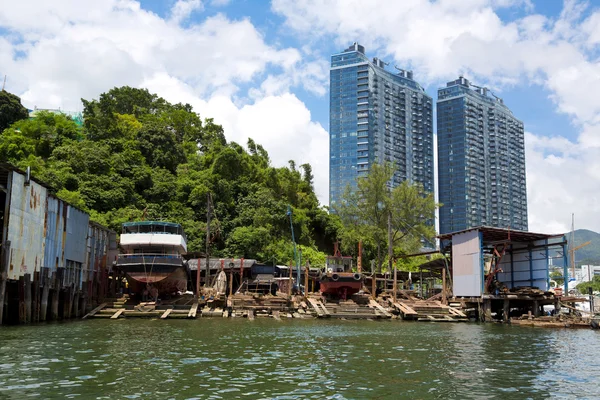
371,276,376,299
304,262,309,295
40,267,49,321
482,299,492,322
0,241,10,325
73,290,80,318
50,271,59,320
23,274,31,323
63,285,74,319
533,300,540,317
33,271,40,323
18,275,26,324
441,267,447,305
228,268,233,298
503,299,510,322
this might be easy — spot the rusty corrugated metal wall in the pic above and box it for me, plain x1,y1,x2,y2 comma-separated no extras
44,196,66,278
6,171,47,280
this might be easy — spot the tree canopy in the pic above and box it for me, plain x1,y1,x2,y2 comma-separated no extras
337,163,437,272
0,90,29,132
0,86,340,267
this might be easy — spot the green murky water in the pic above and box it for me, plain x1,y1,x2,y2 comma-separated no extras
0,319,599,399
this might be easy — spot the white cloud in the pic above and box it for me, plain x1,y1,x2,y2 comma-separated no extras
170,0,204,24
0,1,329,204
272,0,600,233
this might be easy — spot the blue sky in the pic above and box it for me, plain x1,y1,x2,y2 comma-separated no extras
0,0,599,233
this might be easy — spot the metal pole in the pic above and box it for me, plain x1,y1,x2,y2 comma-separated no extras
562,236,569,295
388,211,396,301
287,205,300,292
205,193,212,289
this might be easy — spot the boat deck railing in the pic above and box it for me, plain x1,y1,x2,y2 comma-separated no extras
116,254,184,266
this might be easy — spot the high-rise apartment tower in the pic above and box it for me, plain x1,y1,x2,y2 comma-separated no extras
437,77,528,234
329,43,434,208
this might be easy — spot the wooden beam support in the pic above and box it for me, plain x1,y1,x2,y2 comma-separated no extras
160,308,173,319
110,309,124,319
82,302,107,319
188,302,198,318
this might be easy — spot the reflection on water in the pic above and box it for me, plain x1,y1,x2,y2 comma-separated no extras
0,319,599,399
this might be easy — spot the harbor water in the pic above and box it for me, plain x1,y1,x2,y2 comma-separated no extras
1,319,599,399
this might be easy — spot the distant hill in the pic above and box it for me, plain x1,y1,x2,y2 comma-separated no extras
570,229,600,265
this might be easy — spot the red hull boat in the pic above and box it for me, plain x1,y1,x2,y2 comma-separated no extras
319,243,363,299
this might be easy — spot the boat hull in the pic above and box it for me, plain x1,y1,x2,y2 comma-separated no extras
320,273,362,297
125,267,188,297
116,257,188,297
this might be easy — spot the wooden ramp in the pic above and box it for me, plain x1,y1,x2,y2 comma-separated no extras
82,303,107,319
393,302,418,319
392,300,467,322
307,297,326,317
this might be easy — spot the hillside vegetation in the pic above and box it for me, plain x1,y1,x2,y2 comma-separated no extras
0,87,436,270
571,229,600,265
0,87,340,265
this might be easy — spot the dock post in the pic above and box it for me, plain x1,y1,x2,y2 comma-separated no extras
64,284,73,319
40,268,50,321
25,274,33,323
304,262,309,296
0,241,10,325
33,271,40,323
228,267,233,298
18,275,26,324
533,300,540,317
73,290,80,318
371,276,376,299
50,271,59,320
288,260,292,297
441,267,447,305
503,299,510,322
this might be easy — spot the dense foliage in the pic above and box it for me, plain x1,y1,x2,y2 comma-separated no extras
576,275,600,295
0,87,341,266
337,163,437,272
0,90,29,132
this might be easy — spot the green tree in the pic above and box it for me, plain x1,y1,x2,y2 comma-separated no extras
338,163,437,272
0,90,29,132
576,275,600,294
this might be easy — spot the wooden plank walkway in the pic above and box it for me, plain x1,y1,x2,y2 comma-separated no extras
188,302,198,318
369,299,392,317
307,298,324,317
82,303,107,319
394,302,418,318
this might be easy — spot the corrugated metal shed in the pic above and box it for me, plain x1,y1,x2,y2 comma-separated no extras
188,258,256,271
43,197,66,276
65,206,89,263
6,171,47,280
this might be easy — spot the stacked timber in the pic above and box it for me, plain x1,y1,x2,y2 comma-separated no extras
305,295,390,319
228,293,293,319
85,295,200,319
390,299,467,322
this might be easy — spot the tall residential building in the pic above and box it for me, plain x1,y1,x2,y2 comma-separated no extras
437,76,528,234
329,43,434,209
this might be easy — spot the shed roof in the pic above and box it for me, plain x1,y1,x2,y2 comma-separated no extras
123,221,182,228
188,258,256,271
437,226,562,244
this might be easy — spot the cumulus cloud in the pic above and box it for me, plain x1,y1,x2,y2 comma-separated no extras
0,0,330,204
272,0,600,233
170,0,204,24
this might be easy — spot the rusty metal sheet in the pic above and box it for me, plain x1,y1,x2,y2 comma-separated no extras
64,206,89,264
6,171,47,280
43,196,65,276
